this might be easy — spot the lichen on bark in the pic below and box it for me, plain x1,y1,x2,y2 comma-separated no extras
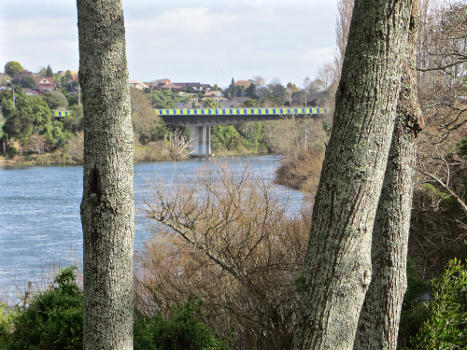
77,0,134,349
293,1,413,349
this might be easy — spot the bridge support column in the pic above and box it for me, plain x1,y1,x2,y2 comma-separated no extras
189,125,211,157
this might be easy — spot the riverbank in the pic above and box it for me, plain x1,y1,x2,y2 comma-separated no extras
0,149,272,167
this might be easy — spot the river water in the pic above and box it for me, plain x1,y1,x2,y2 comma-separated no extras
0,155,305,301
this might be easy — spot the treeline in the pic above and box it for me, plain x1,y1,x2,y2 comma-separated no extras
1,63,332,163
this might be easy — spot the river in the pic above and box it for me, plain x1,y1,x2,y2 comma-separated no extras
0,155,305,302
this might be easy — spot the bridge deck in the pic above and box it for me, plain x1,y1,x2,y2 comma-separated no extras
155,107,328,116
156,107,328,126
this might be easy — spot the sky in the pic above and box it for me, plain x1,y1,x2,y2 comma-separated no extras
0,0,338,87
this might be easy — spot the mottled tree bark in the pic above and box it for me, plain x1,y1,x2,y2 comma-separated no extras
353,2,422,349
293,1,412,349
77,1,134,349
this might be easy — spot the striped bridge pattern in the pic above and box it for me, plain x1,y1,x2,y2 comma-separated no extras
155,107,328,116
53,111,70,118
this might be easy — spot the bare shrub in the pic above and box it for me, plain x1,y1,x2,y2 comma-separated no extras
137,167,310,349
24,135,48,155
164,128,191,160
64,132,83,163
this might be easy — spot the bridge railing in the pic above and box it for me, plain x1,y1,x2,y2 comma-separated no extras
154,107,328,116
53,111,70,118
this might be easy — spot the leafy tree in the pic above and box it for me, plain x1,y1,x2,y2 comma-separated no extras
44,91,69,109
65,70,73,81
0,73,11,85
211,125,242,152
4,61,24,77
2,109,34,140
237,122,267,152
16,94,52,130
224,78,236,99
287,82,299,91
132,88,166,144
46,65,53,77
271,83,286,99
62,105,84,133
9,267,83,350
18,76,36,89
42,120,72,149
1,98,15,118
63,90,79,106
245,83,258,99
412,258,467,350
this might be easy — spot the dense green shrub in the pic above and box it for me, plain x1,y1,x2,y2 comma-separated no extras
0,304,15,349
9,266,83,350
211,125,243,152
134,298,224,350
6,267,221,350
398,259,431,349
412,258,467,350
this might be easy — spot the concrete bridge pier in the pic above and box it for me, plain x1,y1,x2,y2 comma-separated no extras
189,125,211,157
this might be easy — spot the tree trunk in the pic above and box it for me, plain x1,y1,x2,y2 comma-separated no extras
77,1,134,349
293,1,412,349
353,2,422,349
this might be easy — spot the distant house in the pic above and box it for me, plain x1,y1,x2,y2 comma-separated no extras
129,80,149,90
172,82,212,92
23,88,39,96
204,90,223,97
144,79,171,90
33,76,56,93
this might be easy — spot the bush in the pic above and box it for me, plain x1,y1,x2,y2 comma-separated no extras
134,298,224,350
44,91,69,110
9,266,83,350
0,304,15,349
397,259,431,349
412,258,467,350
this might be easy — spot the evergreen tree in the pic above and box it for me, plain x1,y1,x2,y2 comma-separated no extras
46,65,53,77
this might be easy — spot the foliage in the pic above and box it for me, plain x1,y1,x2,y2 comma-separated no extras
150,89,189,109
211,125,243,152
236,122,268,153
44,91,69,110
62,105,83,133
4,62,24,77
45,65,53,77
134,298,224,350
9,266,83,350
0,304,15,349
412,258,467,350
18,76,36,89
131,88,168,144
2,109,34,141
244,83,257,99
1,89,72,153
398,259,431,349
